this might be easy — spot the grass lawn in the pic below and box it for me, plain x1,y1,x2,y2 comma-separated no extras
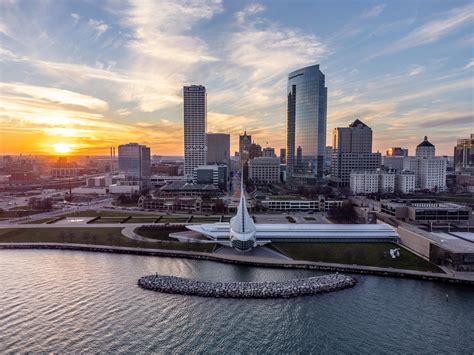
90,217,126,224
0,227,218,253
271,242,441,272
125,217,158,224
134,226,187,241
67,210,156,218
191,216,221,223
160,216,190,223
0,209,43,218
303,217,316,221
22,217,58,224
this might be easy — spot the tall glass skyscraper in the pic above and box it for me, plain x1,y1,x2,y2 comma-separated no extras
286,64,327,184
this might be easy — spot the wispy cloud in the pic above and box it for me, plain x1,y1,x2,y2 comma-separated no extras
408,65,425,76
0,82,108,110
362,4,386,18
377,3,474,56
87,19,109,37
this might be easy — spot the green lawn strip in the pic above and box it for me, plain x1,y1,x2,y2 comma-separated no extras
159,217,190,223
271,242,442,272
0,209,43,218
90,218,125,224
134,226,187,241
303,217,316,221
22,217,57,224
190,217,221,223
0,227,217,253
124,218,157,224
67,210,157,218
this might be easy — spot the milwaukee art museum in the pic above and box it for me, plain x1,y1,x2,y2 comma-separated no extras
183,178,399,252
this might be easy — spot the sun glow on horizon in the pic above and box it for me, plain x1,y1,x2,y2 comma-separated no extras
53,143,74,154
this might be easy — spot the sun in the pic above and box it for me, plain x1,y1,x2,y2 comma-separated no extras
53,143,73,154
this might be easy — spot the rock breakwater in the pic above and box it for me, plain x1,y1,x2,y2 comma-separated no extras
138,273,356,298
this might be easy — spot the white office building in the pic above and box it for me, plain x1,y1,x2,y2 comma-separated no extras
350,170,415,195
379,171,396,194
183,85,207,179
350,171,379,194
248,157,280,183
403,136,447,191
396,170,416,194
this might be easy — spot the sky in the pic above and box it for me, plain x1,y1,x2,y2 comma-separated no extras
0,0,473,156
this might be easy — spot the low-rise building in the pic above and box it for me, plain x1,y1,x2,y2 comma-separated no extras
381,199,472,223
350,171,379,194
160,181,219,197
396,170,416,194
261,196,343,212
193,164,227,190
379,171,396,194
248,157,280,184
350,170,415,195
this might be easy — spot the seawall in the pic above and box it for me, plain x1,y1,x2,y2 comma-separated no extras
138,274,357,298
1,243,473,285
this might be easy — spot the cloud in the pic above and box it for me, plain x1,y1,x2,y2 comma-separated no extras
0,82,108,110
418,115,473,128
71,13,80,23
379,3,474,55
227,28,327,83
408,65,425,76
236,3,266,25
87,19,109,37
464,59,474,69
362,4,386,18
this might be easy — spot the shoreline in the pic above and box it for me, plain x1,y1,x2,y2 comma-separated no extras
1,242,472,285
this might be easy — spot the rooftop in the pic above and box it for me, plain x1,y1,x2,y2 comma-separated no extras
417,136,435,147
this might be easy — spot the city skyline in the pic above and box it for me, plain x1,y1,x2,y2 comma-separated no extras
1,0,473,156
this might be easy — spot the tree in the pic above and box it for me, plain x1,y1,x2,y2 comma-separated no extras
328,201,357,223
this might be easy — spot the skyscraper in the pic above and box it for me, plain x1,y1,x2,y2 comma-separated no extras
207,133,230,167
239,131,252,163
117,143,151,179
286,64,327,184
330,119,381,187
183,85,207,179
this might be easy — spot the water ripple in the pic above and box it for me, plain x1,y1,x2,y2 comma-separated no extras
0,249,472,353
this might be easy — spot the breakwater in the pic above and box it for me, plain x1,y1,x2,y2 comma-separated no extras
137,274,357,298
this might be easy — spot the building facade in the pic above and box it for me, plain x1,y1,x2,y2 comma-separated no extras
286,64,327,183
117,143,151,179
453,134,473,173
184,85,207,179
207,133,230,168
350,171,379,194
248,157,280,184
262,147,276,158
331,119,381,187
403,136,447,191
239,131,252,163
386,147,408,157
396,170,416,194
193,164,227,190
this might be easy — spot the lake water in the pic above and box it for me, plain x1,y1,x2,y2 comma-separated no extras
0,250,473,353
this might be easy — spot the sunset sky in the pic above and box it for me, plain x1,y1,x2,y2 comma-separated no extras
0,0,472,156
